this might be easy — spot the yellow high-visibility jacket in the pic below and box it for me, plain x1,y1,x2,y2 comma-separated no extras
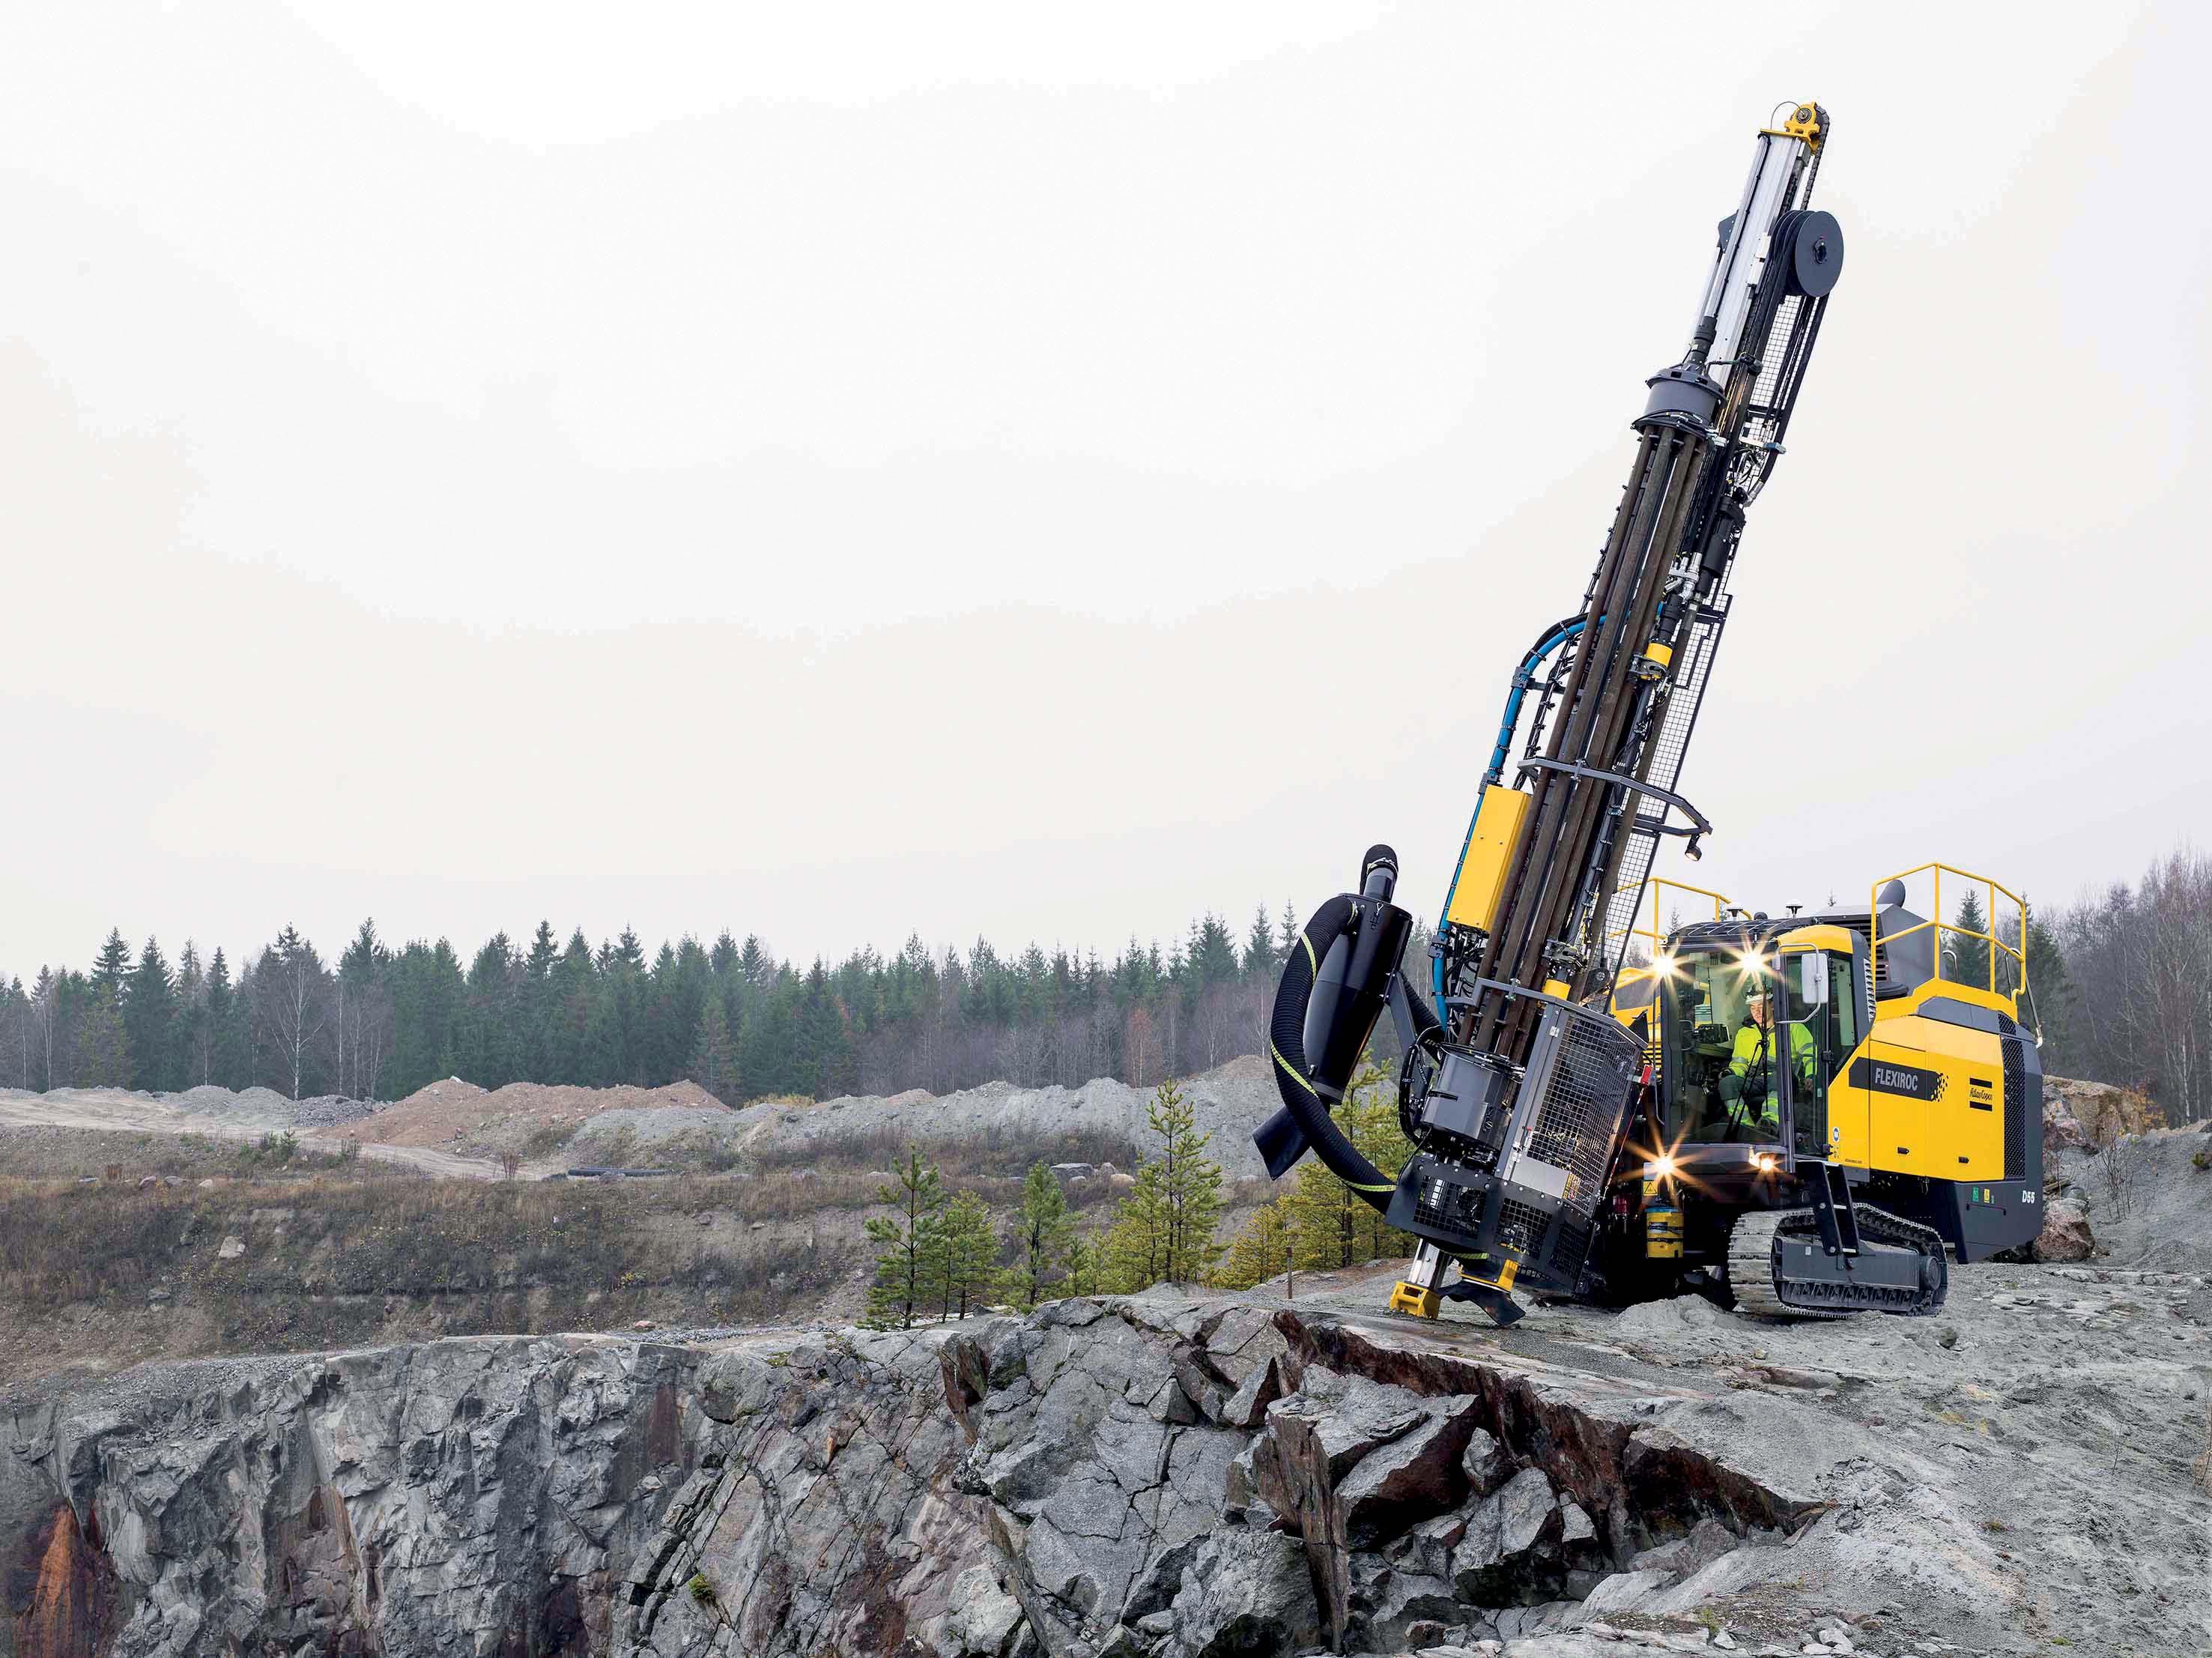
1730,1019,1816,1082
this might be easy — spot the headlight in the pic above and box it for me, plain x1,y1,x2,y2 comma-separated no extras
1752,1152,1780,1173
1649,1155,1677,1179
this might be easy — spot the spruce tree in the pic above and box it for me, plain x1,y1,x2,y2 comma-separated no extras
2022,913,2071,1054
1003,1162,1076,1309
91,929,133,1005
1947,889,1992,990
796,959,852,1099
173,943,206,1089
73,985,131,1088
688,1001,740,1104
863,1146,947,1330
124,937,178,1092
205,948,244,1087
1243,905,1277,981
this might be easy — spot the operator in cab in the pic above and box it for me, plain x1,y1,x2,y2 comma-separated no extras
1722,990,1811,1138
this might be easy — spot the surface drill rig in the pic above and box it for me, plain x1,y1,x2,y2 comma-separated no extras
1255,101,2036,1325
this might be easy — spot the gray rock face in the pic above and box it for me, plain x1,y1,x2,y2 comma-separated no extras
1167,1528,1319,1658
10,1270,2206,1657
2,1335,698,1658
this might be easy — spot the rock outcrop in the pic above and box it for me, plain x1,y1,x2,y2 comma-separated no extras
4,1337,702,1657
7,1273,2210,1658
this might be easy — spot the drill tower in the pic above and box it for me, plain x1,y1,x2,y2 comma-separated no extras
1258,103,1846,1322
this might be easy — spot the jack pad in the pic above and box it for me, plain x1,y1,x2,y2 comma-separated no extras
1388,1281,1442,1319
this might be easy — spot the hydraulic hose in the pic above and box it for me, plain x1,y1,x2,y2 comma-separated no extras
1433,614,1595,1017
1267,895,1396,1211
1481,616,1589,790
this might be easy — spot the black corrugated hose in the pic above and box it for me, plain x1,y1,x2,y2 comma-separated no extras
1266,894,1397,1211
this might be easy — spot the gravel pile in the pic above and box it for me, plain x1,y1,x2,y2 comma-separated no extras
717,1056,1280,1179
342,1077,727,1152
166,1086,375,1129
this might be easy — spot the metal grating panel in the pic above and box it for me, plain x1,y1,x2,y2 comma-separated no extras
1518,1011,1642,1217
1748,293,1802,411
2002,1035,2028,1182
1497,1198,1548,1255
1604,598,1730,978
1548,1215,1592,1278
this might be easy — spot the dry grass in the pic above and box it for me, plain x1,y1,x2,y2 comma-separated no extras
0,1126,412,1182
0,1173,854,1310
749,1123,1139,1181
0,1124,1270,1382
0,1170,866,1379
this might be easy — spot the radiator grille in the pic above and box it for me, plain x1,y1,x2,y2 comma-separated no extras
2002,1035,2028,1182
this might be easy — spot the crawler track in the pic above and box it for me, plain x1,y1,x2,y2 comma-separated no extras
1727,1203,1948,1319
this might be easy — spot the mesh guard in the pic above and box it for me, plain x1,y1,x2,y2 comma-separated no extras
1389,992,1643,1296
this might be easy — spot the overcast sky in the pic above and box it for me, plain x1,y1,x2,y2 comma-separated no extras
4,1,2207,975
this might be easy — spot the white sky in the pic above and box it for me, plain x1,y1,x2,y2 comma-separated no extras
3,1,2207,973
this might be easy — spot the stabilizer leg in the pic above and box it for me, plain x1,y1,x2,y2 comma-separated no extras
1389,1241,1448,1318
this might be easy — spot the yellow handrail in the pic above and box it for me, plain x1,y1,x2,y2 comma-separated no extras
1870,861,2026,1002
1610,877,1733,976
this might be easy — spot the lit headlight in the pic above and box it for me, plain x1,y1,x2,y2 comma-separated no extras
1752,1152,1780,1173
1648,1155,1677,1179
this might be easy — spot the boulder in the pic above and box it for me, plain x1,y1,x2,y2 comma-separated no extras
2046,1077,2161,1149
2033,1196,2095,1262
933,1566,1027,1658
1460,1426,1510,1495
1567,1567,1676,1622
1167,1528,1321,1658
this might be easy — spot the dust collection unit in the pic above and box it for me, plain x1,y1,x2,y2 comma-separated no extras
1256,101,2045,1325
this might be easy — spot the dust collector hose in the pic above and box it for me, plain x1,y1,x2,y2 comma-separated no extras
1268,895,1396,1212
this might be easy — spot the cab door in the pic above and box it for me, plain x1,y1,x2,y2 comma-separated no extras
1783,946,1865,1166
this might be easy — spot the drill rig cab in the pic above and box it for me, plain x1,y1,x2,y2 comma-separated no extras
1592,863,2044,1318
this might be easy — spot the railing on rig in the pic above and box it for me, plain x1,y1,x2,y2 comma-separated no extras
1870,861,2027,1005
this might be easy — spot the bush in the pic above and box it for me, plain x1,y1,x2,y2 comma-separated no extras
237,1131,301,1169
521,1124,570,1161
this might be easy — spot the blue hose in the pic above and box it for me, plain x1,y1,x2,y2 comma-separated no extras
1431,617,1590,1017
1482,620,1585,789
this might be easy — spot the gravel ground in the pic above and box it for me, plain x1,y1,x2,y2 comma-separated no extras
2067,1119,2212,1271
1262,1257,2212,1656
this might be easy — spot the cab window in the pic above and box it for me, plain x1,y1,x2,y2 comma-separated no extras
1656,948,1763,1143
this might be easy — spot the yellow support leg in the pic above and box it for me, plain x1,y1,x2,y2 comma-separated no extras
1389,1280,1443,1319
